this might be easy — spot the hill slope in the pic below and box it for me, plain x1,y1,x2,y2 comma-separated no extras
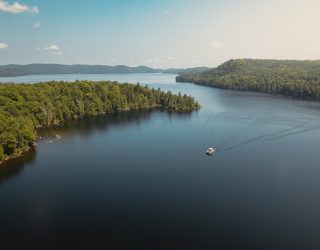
162,67,211,74
0,64,210,77
0,64,158,77
177,59,320,98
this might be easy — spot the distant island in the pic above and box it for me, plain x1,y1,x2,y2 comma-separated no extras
0,64,210,77
177,59,320,98
0,81,200,164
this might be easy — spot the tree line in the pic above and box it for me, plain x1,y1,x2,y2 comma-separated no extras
177,59,320,98
0,80,200,162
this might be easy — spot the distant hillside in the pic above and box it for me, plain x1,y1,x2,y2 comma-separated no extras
177,59,320,98
162,67,211,74
0,64,159,77
0,64,210,77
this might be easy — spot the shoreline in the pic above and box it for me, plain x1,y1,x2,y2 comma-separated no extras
177,77,320,103
0,106,199,167
0,146,35,167
0,80,200,167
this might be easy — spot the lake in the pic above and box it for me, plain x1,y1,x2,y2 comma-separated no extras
1,73,320,249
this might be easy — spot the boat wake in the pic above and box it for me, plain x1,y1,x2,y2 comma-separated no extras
203,112,320,152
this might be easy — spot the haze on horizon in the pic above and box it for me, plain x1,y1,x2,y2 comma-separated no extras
0,0,319,68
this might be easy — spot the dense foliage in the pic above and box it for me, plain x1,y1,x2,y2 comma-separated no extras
0,81,199,162
177,59,320,97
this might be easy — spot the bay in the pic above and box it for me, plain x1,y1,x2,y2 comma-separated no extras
1,73,320,249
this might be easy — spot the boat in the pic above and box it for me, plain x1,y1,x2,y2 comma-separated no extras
206,147,216,156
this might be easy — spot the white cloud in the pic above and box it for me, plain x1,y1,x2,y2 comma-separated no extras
51,51,63,55
0,42,8,49
43,44,63,55
94,57,102,62
211,41,223,49
144,56,177,65
0,1,39,14
144,57,161,64
108,58,118,62
45,44,59,50
32,22,40,28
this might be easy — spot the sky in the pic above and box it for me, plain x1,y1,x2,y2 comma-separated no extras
0,0,320,68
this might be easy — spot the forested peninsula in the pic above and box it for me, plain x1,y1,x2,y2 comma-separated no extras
0,81,200,164
177,59,320,98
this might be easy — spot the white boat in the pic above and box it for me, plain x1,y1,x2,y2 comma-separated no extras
206,147,216,156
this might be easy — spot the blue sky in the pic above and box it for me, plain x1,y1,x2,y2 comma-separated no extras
1,0,320,67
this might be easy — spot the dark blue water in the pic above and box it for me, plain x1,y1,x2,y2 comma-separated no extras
1,74,320,249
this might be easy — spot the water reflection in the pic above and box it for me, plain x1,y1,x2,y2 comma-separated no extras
38,110,156,139
0,148,36,184
37,109,193,139
1,110,193,183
